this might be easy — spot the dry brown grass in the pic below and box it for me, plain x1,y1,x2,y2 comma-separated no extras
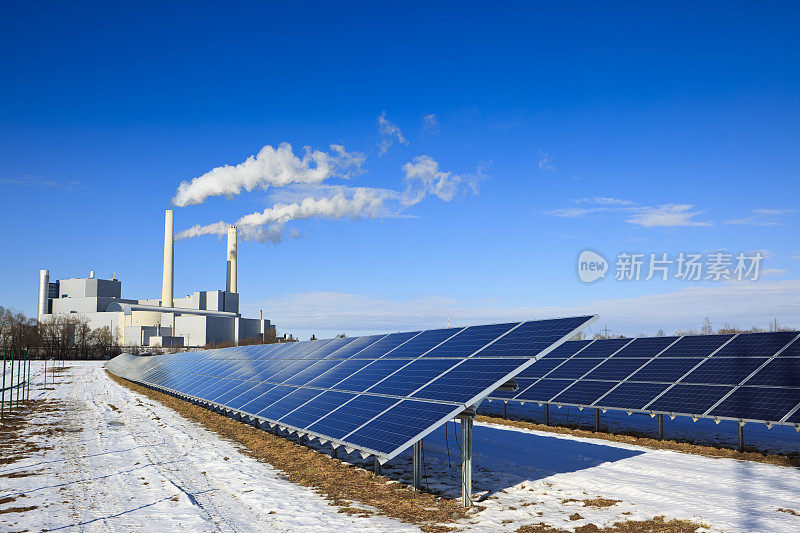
478,415,800,468
777,507,799,516
0,400,61,465
107,372,468,532
515,516,705,532
562,497,620,508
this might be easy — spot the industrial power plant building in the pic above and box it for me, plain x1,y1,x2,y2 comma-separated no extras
36,210,276,348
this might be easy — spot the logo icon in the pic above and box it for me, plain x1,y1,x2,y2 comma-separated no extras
578,250,608,283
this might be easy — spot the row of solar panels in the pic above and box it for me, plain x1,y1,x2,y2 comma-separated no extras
486,331,800,426
106,316,595,461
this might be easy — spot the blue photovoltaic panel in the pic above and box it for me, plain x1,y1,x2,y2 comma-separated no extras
712,331,798,358
545,358,602,380
421,323,518,358
572,338,631,358
366,359,460,397
257,387,322,420
515,358,566,378
411,358,531,404
776,336,800,357
657,335,734,357
227,382,277,410
709,387,800,422
307,394,399,439
321,334,385,359
347,400,459,454
646,384,732,415
476,317,592,358
212,380,256,404
239,384,296,415
611,336,680,358
283,360,344,386
539,339,592,359
594,382,671,410
304,337,358,359
278,390,357,429
383,328,463,358
515,378,574,402
582,358,649,381
743,358,800,387
550,380,617,406
305,359,372,389
105,315,599,461
353,331,420,359
627,358,702,383
681,358,769,386
333,359,409,392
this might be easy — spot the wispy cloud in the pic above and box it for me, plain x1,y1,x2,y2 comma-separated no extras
244,280,800,338
576,197,633,206
378,111,408,156
538,150,555,172
726,208,796,226
171,143,364,207
543,198,712,228
422,114,439,133
1,175,82,191
626,204,711,228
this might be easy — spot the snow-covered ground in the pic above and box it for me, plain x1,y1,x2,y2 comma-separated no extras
2,362,800,532
0,362,414,532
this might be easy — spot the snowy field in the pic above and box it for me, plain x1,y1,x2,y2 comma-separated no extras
2,362,800,532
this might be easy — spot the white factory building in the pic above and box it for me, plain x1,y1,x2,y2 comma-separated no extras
37,210,276,348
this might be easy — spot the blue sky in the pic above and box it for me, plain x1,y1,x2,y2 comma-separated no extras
1,1,798,339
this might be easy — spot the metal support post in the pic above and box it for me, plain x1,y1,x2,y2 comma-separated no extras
544,403,549,425
502,401,507,419
461,417,473,507
738,422,744,452
594,408,600,432
331,444,338,459
43,359,47,386
657,414,664,441
412,440,422,491
10,348,16,407
374,457,381,476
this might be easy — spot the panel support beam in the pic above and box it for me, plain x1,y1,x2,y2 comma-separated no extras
461,417,473,507
374,457,381,476
594,408,600,432
412,440,422,491
544,403,550,425
657,414,664,441
331,444,338,459
738,422,744,452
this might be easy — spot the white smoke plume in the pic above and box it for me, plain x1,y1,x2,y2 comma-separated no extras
171,142,365,207
176,155,484,244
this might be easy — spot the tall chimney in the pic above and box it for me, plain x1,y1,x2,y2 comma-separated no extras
38,269,49,322
162,209,174,307
226,225,237,293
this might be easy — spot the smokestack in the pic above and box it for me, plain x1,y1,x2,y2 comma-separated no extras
226,225,237,293
162,210,174,307
38,269,49,322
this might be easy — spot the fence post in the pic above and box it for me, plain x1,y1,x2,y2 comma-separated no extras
1,347,6,420
43,358,47,386
26,350,31,401
9,348,15,410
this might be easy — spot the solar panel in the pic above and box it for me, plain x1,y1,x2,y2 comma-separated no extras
485,331,800,427
105,315,596,462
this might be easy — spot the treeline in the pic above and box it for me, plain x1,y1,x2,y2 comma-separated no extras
574,317,795,340
0,306,120,360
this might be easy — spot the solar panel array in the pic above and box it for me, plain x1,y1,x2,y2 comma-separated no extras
106,316,596,461
486,331,800,426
